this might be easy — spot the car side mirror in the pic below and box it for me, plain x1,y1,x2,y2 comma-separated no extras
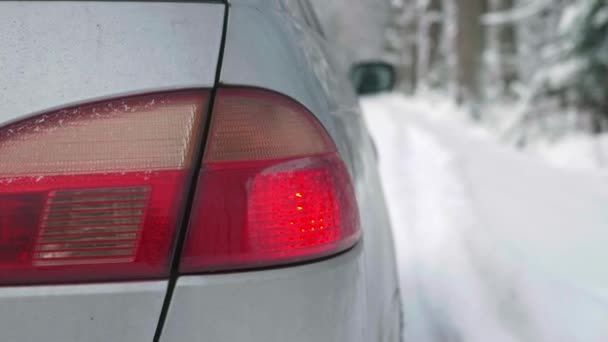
350,62,396,96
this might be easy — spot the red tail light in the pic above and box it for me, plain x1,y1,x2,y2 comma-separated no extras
0,91,207,285
0,87,359,283
180,88,360,273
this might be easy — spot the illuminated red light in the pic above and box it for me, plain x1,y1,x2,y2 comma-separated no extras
180,88,360,273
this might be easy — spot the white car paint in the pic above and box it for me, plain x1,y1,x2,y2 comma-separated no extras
0,1,400,341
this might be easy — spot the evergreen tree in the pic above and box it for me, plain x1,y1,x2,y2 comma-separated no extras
550,0,608,132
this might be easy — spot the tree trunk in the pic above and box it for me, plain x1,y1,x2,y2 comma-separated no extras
385,1,417,94
455,0,487,107
428,0,442,79
442,0,459,99
417,0,442,88
496,0,518,96
409,16,419,93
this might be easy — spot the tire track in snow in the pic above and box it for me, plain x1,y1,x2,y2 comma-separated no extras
364,97,520,342
399,122,520,342
398,109,608,342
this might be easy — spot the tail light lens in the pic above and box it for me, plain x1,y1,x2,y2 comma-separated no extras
0,87,359,283
0,91,207,285
180,88,360,273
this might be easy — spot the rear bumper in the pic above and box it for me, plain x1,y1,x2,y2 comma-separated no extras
160,244,368,342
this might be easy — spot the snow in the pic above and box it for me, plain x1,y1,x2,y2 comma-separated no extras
481,0,552,26
594,7,608,27
545,58,586,89
361,93,608,341
559,4,583,34
526,134,608,170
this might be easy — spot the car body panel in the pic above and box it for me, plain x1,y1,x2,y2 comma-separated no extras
0,1,223,125
228,0,391,64
179,2,400,341
0,2,224,341
309,0,391,64
228,0,300,9
220,2,361,177
161,245,368,342
1,281,167,342
0,1,400,341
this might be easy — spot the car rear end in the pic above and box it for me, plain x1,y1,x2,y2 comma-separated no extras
0,1,400,341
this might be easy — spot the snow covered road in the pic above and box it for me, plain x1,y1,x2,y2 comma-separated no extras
361,94,608,342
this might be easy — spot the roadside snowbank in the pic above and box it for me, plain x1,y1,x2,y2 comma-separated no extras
373,92,608,171
526,133,608,170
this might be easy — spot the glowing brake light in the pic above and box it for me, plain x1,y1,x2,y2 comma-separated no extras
180,88,360,272
0,91,207,285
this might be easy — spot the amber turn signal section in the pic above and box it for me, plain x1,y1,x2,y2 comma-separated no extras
0,91,207,285
204,88,333,162
0,93,204,176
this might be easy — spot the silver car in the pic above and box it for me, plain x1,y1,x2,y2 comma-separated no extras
0,1,400,341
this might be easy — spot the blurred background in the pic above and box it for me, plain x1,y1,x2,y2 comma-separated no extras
313,0,608,167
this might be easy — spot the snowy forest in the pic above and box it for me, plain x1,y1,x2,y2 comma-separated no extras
386,0,608,142
315,0,608,157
